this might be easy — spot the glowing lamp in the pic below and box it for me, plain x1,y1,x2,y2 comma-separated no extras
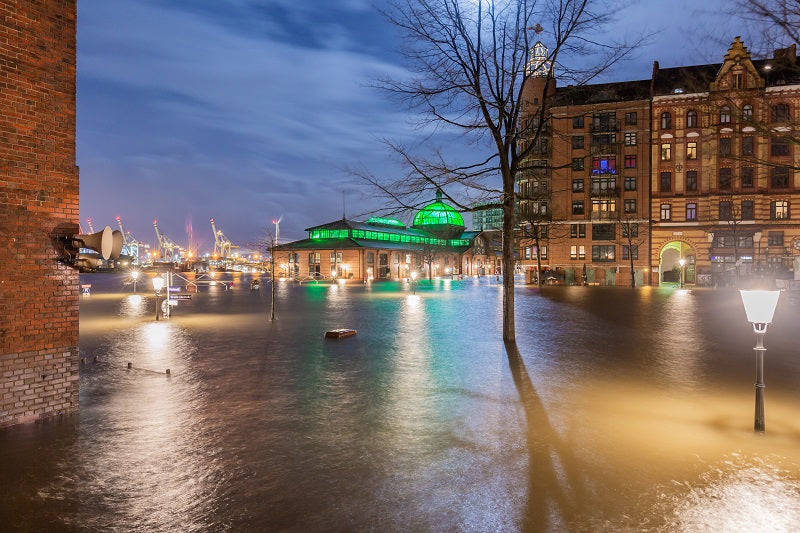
740,290,779,325
739,289,781,433
131,270,139,280
152,276,164,292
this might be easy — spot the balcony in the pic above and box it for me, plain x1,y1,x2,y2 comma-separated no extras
590,122,619,133
591,210,617,221
590,186,619,197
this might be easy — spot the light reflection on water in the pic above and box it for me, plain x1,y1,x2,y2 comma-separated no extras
3,274,800,531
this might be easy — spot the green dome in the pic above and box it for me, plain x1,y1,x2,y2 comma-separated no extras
412,202,465,227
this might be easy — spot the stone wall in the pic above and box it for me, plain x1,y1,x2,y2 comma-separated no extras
0,0,78,427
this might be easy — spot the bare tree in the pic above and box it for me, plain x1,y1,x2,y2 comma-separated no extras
617,214,647,288
369,0,637,342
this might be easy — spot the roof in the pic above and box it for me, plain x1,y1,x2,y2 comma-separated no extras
553,79,651,106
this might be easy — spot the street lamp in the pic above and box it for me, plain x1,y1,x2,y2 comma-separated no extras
131,269,139,293
740,289,781,433
679,258,686,288
152,275,165,320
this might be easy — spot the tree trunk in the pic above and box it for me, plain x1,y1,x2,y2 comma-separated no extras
629,252,636,288
502,193,516,342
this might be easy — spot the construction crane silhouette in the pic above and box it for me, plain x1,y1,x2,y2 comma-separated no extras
116,216,150,265
153,219,184,263
85,217,95,234
210,217,239,259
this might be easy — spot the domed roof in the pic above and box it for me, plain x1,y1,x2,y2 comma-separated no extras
412,191,465,228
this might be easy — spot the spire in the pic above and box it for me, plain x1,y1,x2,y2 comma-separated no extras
527,41,552,78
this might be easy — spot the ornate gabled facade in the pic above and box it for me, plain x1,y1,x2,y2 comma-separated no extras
651,37,800,286
519,37,800,286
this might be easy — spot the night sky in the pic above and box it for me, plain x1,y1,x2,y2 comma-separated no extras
77,0,749,254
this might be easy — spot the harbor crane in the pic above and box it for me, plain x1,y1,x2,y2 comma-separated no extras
153,219,184,263
116,216,150,265
210,217,239,258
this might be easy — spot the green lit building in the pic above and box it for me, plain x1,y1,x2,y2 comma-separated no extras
275,191,497,280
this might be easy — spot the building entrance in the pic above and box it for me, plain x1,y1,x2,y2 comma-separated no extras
659,241,695,286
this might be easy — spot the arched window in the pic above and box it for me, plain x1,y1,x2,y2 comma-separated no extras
686,110,697,128
660,112,671,130
742,104,753,121
720,106,731,124
772,103,790,122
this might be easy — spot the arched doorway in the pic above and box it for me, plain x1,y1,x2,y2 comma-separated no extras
659,241,695,286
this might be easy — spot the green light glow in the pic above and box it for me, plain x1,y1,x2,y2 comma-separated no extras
366,216,405,227
412,202,465,227
310,229,348,240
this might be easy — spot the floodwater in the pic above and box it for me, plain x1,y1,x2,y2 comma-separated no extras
3,273,800,532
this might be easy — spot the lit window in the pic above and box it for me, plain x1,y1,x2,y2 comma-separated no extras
660,203,672,221
686,142,697,160
661,143,671,161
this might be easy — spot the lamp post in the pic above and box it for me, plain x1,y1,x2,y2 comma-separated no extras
152,275,164,320
740,289,781,433
131,270,139,293
679,258,686,288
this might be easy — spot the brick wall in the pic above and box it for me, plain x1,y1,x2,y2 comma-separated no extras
0,0,78,427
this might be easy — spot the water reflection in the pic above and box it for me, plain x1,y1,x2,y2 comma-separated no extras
4,275,800,531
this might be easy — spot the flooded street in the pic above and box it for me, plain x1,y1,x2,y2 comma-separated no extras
3,273,800,531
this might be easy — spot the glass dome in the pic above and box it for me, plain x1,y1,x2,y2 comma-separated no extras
412,191,465,228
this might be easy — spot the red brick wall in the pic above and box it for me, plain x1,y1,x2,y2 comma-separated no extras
0,0,78,427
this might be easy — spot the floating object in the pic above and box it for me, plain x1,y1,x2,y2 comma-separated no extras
250,279,260,290
325,328,357,339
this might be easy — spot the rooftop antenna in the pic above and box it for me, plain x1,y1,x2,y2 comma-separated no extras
342,190,346,220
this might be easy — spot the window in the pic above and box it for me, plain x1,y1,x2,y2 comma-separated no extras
732,73,743,89
772,103,790,122
573,116,585,128
330,251,342,263
742,200,754,220
660,112,672,129
768,231,785,246
570,223,586,238
572,157,584,170
591,177,616,195
742,167,754,188
742,136,754,156
572,200,584,215
719,201,732,220
622,245,639,260
771,200,789,219
661,143,672,161
686,110,698,128
624,132,637,146
572,179,584,192
540,246,548,260
569,245,586,260
772,166,790,188
660,203,672,221
720,106,731,124
572,135,584,149
686,141,697,160
624,198,636,213
686,202,697,221
591,199,616,218
719,168,732,190
622,224,639,238
593,112,617,131
660,171,672,192
719,138,732,157
771,137,790,156
592,156,616,174
743,104,753,121
624,155,637,168
624,177,636,191
625,111,637,125
686,170,698,191
592,245,615,262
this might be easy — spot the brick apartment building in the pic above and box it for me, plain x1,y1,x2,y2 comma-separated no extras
0,1,79,427
518,37,800,287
